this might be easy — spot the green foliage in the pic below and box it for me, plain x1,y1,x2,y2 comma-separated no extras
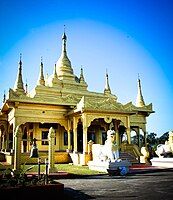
147,132,158,146
146,131,170,151
0,162,49,188
158,132,169,144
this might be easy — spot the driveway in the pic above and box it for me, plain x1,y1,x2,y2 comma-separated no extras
57,169,173,200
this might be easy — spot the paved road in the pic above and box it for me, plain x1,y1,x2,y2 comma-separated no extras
57,169,173,200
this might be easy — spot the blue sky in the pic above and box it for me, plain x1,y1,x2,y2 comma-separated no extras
0,0,173,137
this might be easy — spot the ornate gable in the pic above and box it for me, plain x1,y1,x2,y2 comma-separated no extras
75,96,133,113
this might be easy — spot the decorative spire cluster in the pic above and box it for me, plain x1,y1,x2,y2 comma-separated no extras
136,74,145,107
12,28,88,92
14,54,25,94
104,69,111,94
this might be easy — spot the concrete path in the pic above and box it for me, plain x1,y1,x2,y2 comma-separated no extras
57,168,173,200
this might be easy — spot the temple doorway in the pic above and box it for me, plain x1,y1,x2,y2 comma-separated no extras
77,120,83,152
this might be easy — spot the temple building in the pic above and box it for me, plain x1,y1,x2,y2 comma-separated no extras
0,31,154,168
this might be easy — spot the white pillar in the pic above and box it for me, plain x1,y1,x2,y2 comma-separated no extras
48,127,57,173
13,125,22,171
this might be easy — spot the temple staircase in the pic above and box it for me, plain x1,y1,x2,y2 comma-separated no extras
119,152,139,164
119,143,142,164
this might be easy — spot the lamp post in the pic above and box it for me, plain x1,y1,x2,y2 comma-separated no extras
45,158,49,184
29,138,41,180
38,157,41,180
30,138,39,158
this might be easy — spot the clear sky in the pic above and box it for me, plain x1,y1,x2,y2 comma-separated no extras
0,0,173,137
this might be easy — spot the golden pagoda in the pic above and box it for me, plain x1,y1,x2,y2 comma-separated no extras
0,30,154,168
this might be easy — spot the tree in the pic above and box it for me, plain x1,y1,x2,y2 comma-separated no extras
158,132,169,144
146,132,157,146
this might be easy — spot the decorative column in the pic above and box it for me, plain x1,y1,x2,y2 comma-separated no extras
3,126,8,151
143,124,147,146
83,126,88,154
144,132,147,146
126,128,131,144
48,127,57,173
67,130,71,151
0,130,2,150
13,125,22,171
88,140,94,154
126,116,131,144
81,114,88,165
12,124,16,152
73,117,78,153
2,135,5,150
137,127,140,147
116,132,120,148
5,130,9,151
67,120,71,151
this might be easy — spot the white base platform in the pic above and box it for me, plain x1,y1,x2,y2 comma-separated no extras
88,160,131,172
150,157,173,168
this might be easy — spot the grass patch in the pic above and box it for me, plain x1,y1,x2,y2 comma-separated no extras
23,163,105,176
56,164,105,175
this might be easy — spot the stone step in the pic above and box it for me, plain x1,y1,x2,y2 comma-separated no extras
120,152,139,164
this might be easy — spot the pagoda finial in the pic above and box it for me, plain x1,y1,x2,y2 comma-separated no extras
20,53,22,62
136,74,145,107
79,66,85,83
62,25,67,43
37,57,45,86
64,24,66,33
104,69,111,94
14,53,25,94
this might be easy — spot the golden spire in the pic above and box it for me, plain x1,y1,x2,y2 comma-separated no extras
136,74,145,107
104,69,111,94
56,26,74,78
14,53,25,94
37,57,45,86
50,63,60,86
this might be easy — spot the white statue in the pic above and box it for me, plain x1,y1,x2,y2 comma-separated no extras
155,141,173,157
88,129,131,175
99,130,119,162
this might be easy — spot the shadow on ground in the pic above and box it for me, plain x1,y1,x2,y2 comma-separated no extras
63,187,95,200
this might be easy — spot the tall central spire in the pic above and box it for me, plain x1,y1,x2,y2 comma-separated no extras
136,75,145,107
56,26,74,79
14,54,25,94
37,57,45,86
104,69,111,95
